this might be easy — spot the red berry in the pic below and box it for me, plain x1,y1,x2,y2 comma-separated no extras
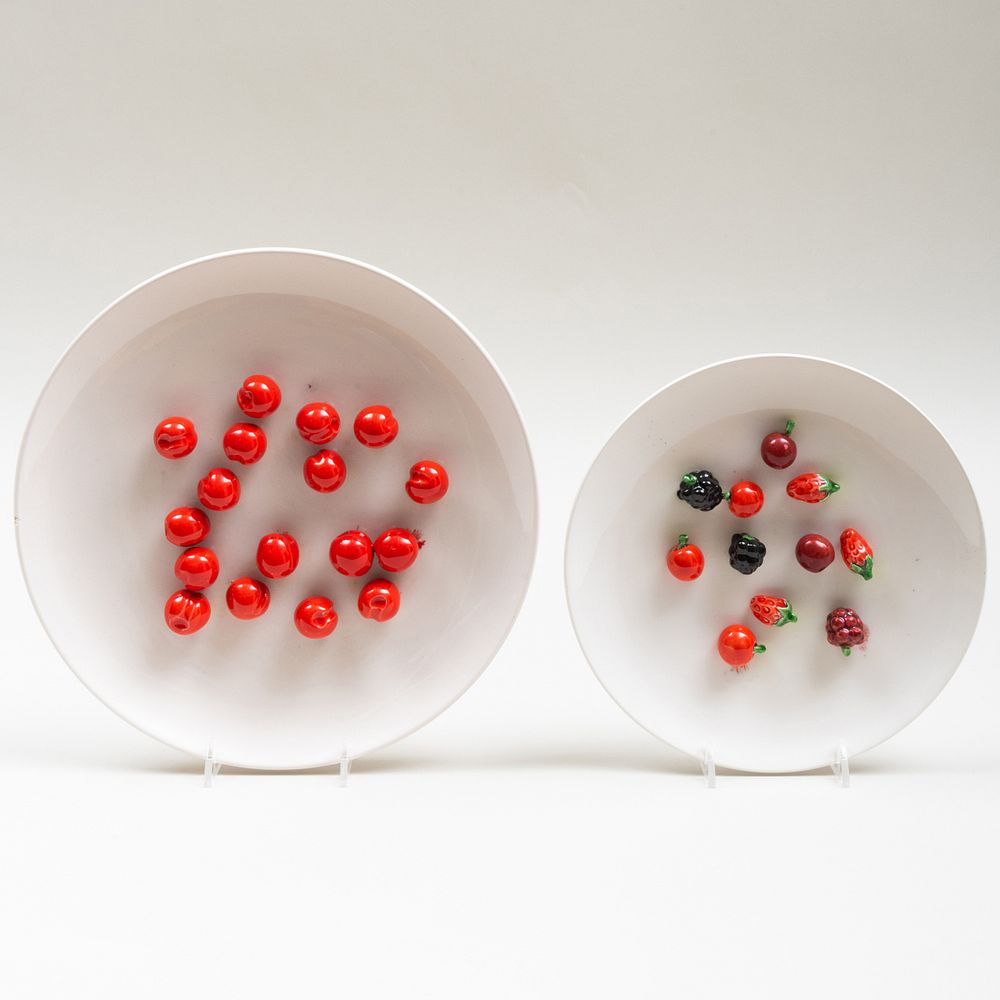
354,405,398,447
795,533,835,573
374,528,422,572
717,624,765,670
294,595,338,638
164,589,211,634
787,472,840,503
256,532,299,579
164,506,210,547
237,374,282,418
728,481,764,518
749,594,798,628
666,534,704,581
154,416,197,459
223,422,267,465
405,460,449,504
226,577,270,619
174,547,219,590
826,607,868,656
760,419,796,469
197,467,241,511
358,579,400,622
329,530,374,577
303,449,347,493
296,402,340,444
840,528,874,581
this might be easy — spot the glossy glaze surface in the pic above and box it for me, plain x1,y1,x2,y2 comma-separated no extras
303,449,347,493
294,596,338,638
374,528,421,573
405,460,449,504
666,534,704,581
717,624,765,669
153,416,197,459
329,530,374,577
237,374,282,418
222,422,267,465
295,401,340,444
174,547,220,590
727,480,764,518
354,405,398,447
256,532,299,579
225,577,270,619
164,589,211,634
196,467,240,511
795,533,835,573
164,506,211,547
760,419,796,469
358,579,400,622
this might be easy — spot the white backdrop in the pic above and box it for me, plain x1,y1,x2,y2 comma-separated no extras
2,3,998,998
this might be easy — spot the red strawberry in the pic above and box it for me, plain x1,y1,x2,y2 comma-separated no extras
750,594,798,628
786,472,840,503
826,607,868,656
840,528,873,581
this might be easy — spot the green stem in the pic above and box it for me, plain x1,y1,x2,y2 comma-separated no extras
677,533,688,547
722,491,731,500
841,646,851,657
823,479,841,495
785,419,795,435
682,474,697,486
754,644,766,654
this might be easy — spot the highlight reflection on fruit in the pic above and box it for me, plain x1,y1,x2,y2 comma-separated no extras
406,460,449,504
154,416,197,459
666,534,704,581
717,624,765,670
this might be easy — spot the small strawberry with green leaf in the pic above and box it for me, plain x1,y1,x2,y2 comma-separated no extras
786,471,840,504
749,594,798,628
840,527,874,581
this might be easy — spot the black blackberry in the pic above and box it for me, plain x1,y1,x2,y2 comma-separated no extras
729,533,766,575
677,470,726,512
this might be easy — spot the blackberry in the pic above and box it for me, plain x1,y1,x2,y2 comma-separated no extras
677,470,726,512
729,533,766,574
826,607,868,656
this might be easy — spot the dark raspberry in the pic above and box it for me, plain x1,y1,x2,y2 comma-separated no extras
825,607,868,656
729,533,766,574
677,470,726,512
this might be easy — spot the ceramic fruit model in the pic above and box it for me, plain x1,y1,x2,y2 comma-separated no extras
728,533,766,574
374,528,423,572
666,534,704,581
174,547,220,590
727,481,764,518
677,470,726,511
226,577,270,620
841,528,874,581
196,467,241,511
256,532,300,579
329,530,374,577
406,460,449,504
826,607,868,656
717,624,766,670
223,422,267,465
358,579,401,622
750,594,798,628
787,472,840,503
164,589,211,634
295,402,340,444
354,405,399,447
294,596,338,638
164,506,211,547
795,533,835,573
237,374,282,418
153,416,197,459
303,449,347,492
760,419,796,469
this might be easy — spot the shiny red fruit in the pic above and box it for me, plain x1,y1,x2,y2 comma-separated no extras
197,467,241,511
303,449,347,493
728,481,764,518
223,422,267,465
295,401,340,444
237,374,282,418
358,579,400,622
717,624,765,670
329,530,374,577
256,532,300,579
164,589,211,634
154,416,197,459
225,577,270,619
796,533,835,573
174,547,220,590
354,405,398,447
374,528,422,572
164,506,210,547
294,595,338,638
761,419,796,470
666,534,704,581
405,460,449,504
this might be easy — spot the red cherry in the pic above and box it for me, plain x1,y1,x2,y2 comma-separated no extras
154,416,197,459
237,374,282,418
174,547,220,590
329,530,374,577
197,467,241,511
374,528,422,572
256,532,300,579
294,595,338,638
717,624,765,670
164,589,211,634
358,579,400,622
164,506,210,547
728,481,764,518
295,401,340,444
761,419,797,470
303,449,347,493
354,405,398,447
225,577,270,619
223,422,267,465
666,534,704,581
796,533,835,573
405,460,449,504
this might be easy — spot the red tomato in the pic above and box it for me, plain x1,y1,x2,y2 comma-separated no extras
164,589,211,634
303,449,346,493
358,579,400,622
405,460,449,504
154,416,197,459
717,624,765,669
329,530,374,577
174,547,219,590
728,481,764,518
225,577,270,619
373,528,422,572
256,532,300,579
223,422,267,465
294,595,338,638
666,534,704,581
354,405,398,447
295,401,340,444
197,467,241,511
237,374,282,418
164,506,211,547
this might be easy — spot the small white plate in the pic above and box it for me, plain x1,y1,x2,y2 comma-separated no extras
565,355,985,773
17,249,537,770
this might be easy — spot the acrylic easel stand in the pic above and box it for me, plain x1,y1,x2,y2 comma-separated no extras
202,744,353,788
699,744,850,788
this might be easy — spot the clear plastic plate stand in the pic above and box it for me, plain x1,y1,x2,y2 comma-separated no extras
700,749,716,788
201,743,353,787
699,745,851,787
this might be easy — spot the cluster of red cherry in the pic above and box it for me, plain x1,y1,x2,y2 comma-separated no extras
156,373,449,638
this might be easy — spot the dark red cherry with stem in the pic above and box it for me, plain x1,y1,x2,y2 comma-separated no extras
164,589,211,634
174,547,219,590
223,423,267,465
197,467,241,511
294,596,338,638
728,481,764,518
154,417,197,459
358,579,400,622
761,419,797,470
374,528,422,572
237,374,282,418
164,506,210,547
225,577,270,619
717,624,765,670
329,530,374,577
666,534,704,581
796,533,835,573
354,405,398,447
303,449,347,493
296,402,340,444
405,460,449,504
256,532,300,579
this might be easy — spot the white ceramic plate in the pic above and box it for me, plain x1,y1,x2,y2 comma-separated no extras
565,355,985,773
17,249,537,770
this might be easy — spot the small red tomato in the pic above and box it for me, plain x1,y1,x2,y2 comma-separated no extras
795,533,835,573
728,481,764,518
374,528,422,572
354,405,398,447
294,595,338,638
760,419,796,470
164,506,210,547
154,416,197,459
666,533,704,581
405,460,449,504
787,472,840,503
256,532,300,579
717,624,766,670
197,467,241,511
237,374,282,418
329,530,374,577
303,449,347,493
174,546,220,590
225,577,270,619
164,589,211,634
295,401,340,444
223,422,267,465
358,579,400,622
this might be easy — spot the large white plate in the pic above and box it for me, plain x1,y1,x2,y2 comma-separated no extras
565,355,985,773
17,249,537,770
